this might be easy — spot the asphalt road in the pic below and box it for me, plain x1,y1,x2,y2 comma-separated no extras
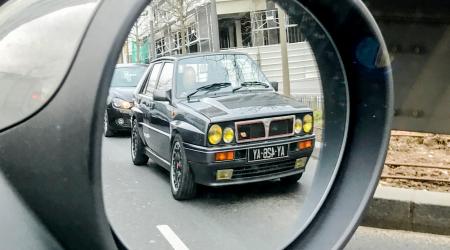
102,136,318,250
102,136,450,250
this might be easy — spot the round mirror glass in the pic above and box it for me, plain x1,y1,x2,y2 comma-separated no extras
102,0,347,249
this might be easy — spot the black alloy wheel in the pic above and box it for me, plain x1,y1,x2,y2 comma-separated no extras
131,119,148,165
170,135,197,200
104,112,115,137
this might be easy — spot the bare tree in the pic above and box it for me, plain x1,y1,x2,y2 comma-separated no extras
128,13,148,63
152,0,204,55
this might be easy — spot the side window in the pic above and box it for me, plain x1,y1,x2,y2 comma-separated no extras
156,63,174,91
137,65,153,94
144,63,162,96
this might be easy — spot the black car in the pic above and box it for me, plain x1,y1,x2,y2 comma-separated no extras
104,64,148,136
131,52,315,200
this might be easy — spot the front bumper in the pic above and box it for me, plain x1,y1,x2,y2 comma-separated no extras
184,135,315,186
106,106,132,131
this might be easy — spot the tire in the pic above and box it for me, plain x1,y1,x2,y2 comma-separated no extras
280,173,303,184
104,112,115,137
131,119,148,165
170,135,197,200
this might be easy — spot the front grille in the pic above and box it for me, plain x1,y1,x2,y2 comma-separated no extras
269,118,293,136
235,115,295,143
237,122,265,141
232,159,296,179
115,118,131,127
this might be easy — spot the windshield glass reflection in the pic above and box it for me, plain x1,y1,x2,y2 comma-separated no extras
176,54,271,98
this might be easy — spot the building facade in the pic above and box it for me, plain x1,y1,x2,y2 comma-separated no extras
121,0,306,63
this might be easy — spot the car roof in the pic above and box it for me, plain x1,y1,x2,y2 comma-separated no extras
115,63,148,68
150,51,249,63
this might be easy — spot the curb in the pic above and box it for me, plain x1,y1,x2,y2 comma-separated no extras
311,141,321,159
361,186,450,235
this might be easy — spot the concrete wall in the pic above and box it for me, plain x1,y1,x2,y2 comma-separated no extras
216,0,267,15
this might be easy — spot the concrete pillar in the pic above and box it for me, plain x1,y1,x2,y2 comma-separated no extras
228,24,235,48
210,0,220,52
148,20,155,61
278,5,291,96
123,40,129,64
254,19,265,46
267,10,279,45
235,20,243,48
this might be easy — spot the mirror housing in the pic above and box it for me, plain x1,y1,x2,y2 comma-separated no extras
153,89,171,102
270,81,279,91
0,0,395,249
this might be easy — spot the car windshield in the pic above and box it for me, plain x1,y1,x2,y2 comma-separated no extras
176,54,272,98
110,66,147,87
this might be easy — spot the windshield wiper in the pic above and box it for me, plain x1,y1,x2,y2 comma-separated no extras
232,81,270,92
187,82,232,100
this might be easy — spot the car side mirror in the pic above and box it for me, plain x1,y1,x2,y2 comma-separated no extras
0,1,396,249
270,81,279,91
153,89,171,102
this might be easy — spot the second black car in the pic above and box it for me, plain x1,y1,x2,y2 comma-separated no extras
104,64,148,136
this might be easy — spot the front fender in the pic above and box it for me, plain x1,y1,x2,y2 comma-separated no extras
170,120,205,146
131,107,144,123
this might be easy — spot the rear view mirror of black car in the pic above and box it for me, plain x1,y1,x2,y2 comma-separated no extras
0,0,392,249
153,89,171,102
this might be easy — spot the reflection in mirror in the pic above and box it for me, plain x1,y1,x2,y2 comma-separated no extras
102,0,345,249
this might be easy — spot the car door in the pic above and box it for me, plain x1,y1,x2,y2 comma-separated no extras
138,62,162,146
149,62,174,162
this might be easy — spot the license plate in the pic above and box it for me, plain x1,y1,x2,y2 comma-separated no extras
248,144,288,162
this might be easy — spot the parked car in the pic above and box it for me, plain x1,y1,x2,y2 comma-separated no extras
104,64,148,136
131,52,315,200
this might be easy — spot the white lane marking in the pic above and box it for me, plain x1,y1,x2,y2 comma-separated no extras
156,225,189,250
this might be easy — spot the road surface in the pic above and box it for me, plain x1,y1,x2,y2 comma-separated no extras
103,135,317,250
102,136,450,250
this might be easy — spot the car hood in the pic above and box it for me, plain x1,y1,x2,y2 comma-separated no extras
179,92,310,122
108,87,135,101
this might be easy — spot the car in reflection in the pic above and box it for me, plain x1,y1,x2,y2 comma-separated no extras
131,52,315,200
104,64,148,136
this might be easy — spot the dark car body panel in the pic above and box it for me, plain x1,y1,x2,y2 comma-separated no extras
105,87,134,130
179,92,310,123
132,53,315,186
109,87,135,101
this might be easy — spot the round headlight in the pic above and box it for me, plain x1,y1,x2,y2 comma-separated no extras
112,98,132,109
303,114,313,133
122,101,132,109
223,127,234,143
208,124,222,145
294,119,303,134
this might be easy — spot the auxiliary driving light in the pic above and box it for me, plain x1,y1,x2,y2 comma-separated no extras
216,169,233,180
215,151,234,161
223,127,234,143
295,157,308,169
303,114,313,133
298,140,313,150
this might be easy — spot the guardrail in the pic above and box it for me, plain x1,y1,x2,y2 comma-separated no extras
291,94,323,111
